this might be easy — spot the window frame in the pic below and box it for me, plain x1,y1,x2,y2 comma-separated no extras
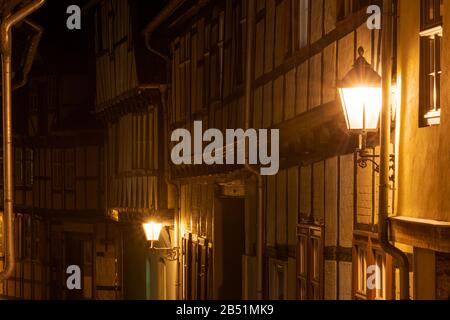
292,0,310,51
353,235,394,300
421,0,443,31
373,249,387,300
296,225,324,300
356,245,368,297
419,25,443,127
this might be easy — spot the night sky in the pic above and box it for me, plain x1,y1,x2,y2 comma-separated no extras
28,0,92,73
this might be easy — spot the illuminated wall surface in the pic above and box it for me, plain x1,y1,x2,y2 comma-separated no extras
0,0,449,301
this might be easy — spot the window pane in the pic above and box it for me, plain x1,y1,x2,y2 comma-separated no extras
436,34,442,109
299,0,308,48
420,27,442,125
358,247,367,293
374,252,386,299
299,236,307,274
312,238,319,280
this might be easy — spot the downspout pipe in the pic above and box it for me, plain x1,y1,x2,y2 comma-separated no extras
243,0,263,300
143,1,184,300
142,0,185,39
0,0,46,282
379,0,409,300
143,0,184,68
160,85,182,300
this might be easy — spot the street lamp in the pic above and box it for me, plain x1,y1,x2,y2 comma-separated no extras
337,47,385,172
338,47,382,145
143,221,163,242
142,220,179,261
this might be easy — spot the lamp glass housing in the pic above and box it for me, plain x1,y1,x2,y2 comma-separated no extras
143,221,163,241
338,86,382,130
337,47,382,131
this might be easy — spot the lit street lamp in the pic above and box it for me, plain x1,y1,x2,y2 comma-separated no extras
337,46,385,171
142,220,179,260
338,47,382,151
143,221,163,243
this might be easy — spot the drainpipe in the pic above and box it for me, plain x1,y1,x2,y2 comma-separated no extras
243,0,263,300
379,0,409,300
143,2,184,299
0,0,46,282
142,0,184,40
143,0,184,69
160,85,182,300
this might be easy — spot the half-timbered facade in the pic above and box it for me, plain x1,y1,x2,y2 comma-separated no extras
88,0,177,299
84,0,450,300
0,57,120,299
2,0,447,301
149,0,396,300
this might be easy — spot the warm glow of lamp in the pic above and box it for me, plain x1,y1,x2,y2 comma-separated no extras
339,87,382,130
337,47,382,131
143,221,163,242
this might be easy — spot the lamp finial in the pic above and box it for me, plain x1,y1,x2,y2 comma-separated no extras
358,46,365,58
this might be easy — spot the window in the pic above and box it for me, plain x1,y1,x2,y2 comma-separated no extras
297,226,323,300
421,0,444,30
354,238,393,300
293,0,309,50
374,250,386,300
297,235,307,299
420,0,443,127
130,109,158,170
197,238,211,300
311,237,321,299
357,246,367,295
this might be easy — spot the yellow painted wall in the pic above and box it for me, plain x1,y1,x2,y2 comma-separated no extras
397,0,450,222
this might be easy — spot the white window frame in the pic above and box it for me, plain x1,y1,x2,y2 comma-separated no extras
420,25,443,126
357,246,367,295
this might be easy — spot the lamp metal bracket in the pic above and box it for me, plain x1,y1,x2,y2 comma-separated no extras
148,242,180,261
